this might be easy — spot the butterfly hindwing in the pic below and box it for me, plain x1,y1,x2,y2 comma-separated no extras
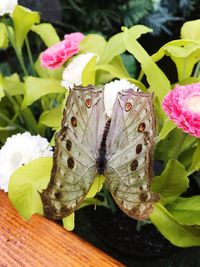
41,85,106,219
105,90,159,220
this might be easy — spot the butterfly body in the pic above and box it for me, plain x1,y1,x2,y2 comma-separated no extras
96,118,111,174
41,85,159,221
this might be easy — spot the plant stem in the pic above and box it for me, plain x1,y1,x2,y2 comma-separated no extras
15,49,28,76
3,21,28,76
25,37,37,76
0,113,26,132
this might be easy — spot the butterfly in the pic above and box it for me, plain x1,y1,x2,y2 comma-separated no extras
41,85,159,221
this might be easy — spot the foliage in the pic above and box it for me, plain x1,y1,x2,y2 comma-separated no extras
18,0,197,37
1,4,200,247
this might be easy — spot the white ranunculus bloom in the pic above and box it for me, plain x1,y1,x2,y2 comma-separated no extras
0,0,18,16
61,52,96,89
104,79,140,117
0,132,53,192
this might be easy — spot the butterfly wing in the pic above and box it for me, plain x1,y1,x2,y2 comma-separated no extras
41,85,106,219
105,89,159,220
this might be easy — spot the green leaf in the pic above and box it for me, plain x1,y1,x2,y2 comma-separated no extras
164,42,200,81
0,73,24,96
188,141,200,174
95,64,129,79
152,40,200,81
8,157,52,220
181,19,200,41
122,25,153,39
99,32,126,64
35,56,64,79
110,56,130,77
13,5,40,51
0,23,8,49
150,203,200,247
95,63,146,91
96,55,129,79
159,117,176,140
123,27,170,101
79,34,106,56
63,213,75,231
155,129,191,163
86,175,105,199
167,196,200,225
82,56,97,86
31,23,60,47
152,160,189,204
22,77,65,109
39,104,63,129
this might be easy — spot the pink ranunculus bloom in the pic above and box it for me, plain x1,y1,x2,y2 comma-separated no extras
162,82,200,138
40,32,85,69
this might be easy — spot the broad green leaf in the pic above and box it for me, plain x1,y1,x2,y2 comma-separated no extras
13,5,40,51
86,175,105,199
167,196,200,225
96,55,129,79
63,213,75,231
155,129,190,162
122,25,153,39
179,146,196,169
123,27,170,101
39,104,63,129
152,160,189,204
31,23,60,47
22,77,65,109
188,141,200,174
95,64,129,79
35,56,64,79
150,203,200,247
0,23,8,48
164,43,200,81
152,40,200,81
177,77,200,85
82,56,97,86
95,64,146,91
79,34,106,56
121,54,137,77
110,56,129,77
99,32,126,64
8,157,52,220
159,117,176,140
181,19,200,41
0,73,24,96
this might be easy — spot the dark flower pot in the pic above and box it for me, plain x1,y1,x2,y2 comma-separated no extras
86,205,177,259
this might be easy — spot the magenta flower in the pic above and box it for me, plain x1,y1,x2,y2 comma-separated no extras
40,32,85,69
162,82,200,138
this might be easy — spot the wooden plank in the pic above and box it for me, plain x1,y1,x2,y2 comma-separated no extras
0,190,125,267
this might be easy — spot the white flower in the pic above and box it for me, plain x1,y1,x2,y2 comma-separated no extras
0,0,18,16
0,132,53,192
104,79,140,117
61,52,96,89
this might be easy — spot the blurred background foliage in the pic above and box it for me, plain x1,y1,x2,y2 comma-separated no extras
18,0,199,37
1,0,199,77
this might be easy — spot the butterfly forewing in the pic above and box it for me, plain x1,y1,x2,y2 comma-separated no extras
105,90,159,220
41,85,106,219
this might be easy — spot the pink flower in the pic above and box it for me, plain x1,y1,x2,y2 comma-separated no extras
40,32,85,69
162,82,200,138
